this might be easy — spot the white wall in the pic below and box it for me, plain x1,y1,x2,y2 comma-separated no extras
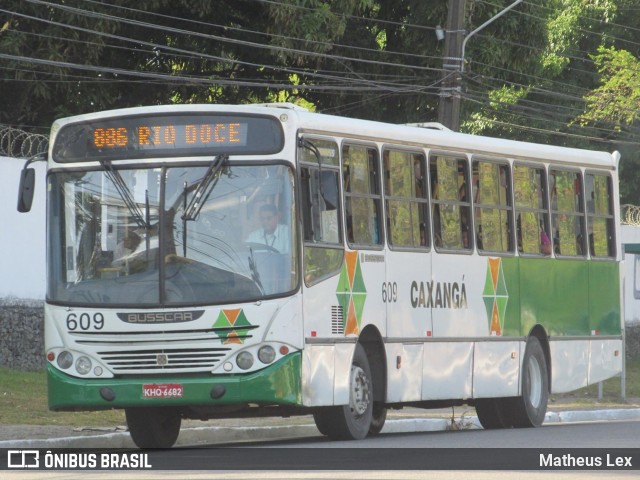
0,156,46,299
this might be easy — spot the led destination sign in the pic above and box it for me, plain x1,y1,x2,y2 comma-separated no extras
53,113,284,162
93,122,247,149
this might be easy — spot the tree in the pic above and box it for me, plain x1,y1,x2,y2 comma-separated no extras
0,0,287,129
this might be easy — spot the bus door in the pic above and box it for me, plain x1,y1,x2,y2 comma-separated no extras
381,148,431,402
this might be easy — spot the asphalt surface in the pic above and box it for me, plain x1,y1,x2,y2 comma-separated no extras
1,404,639,449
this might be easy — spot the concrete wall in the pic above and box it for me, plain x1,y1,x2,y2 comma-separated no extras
0,298,44,370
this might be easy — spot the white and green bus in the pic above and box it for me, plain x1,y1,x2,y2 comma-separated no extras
17,103,623,448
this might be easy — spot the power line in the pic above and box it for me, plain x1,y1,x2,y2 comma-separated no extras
23,1,444,76
77,0,446,65
4,5,446,95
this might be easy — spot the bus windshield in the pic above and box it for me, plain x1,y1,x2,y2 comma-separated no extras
48,163,297,306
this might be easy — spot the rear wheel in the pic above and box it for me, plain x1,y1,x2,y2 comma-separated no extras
126,407,182,449
508,336,549,428
475,398,511,429
313,343,373,440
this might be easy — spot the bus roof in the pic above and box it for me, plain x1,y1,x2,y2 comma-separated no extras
51,103,619,170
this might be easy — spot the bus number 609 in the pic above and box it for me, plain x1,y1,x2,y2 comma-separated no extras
382,282,398,303
66,312,105,331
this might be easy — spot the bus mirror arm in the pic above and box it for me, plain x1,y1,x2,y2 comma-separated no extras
17,154,46,213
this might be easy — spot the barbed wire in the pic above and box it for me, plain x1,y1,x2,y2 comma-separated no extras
622,204,640,226
0,125,49,158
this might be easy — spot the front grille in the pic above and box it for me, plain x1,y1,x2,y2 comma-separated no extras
68,327,253,373
97,347,230,371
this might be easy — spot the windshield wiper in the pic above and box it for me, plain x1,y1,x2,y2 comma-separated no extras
180,154,228,256
100,160,148,229
247,247,265,294
182,154,228,222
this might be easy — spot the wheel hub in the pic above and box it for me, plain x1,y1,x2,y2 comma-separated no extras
350,365,370,416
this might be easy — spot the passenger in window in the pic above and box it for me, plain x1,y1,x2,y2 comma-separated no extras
112,231,142,266
246,204,289,253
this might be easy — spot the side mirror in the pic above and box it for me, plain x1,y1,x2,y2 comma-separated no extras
17,167,36,213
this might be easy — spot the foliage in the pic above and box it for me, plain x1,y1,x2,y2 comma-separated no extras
3,0,640,198
0,0,282,129
578,46,640,130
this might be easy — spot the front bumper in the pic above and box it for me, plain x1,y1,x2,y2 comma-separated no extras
48,352,302,410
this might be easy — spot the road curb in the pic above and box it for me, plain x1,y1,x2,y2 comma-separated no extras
1,409,638,449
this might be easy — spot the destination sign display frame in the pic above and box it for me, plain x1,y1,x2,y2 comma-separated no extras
52,113,284,163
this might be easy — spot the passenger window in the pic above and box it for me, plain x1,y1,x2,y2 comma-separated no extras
430,154,471,251
513,164,551,255
383,149,429,248
300,138,343,286
549,169,586,256
343,144,382,247
586,173,616,258
472,160,513,253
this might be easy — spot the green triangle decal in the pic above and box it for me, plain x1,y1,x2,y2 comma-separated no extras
483,296,494,323
483,266,495,296
351,260,367,294
496,266,508,297
352,292,367,327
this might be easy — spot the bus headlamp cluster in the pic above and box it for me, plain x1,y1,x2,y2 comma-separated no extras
55,350,93,375
48,349,108,378
225,344,290,372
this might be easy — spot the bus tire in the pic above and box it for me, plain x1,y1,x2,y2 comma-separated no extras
475,398,511,429
312,343,373,440
368,402,387,435
125,407,182,449
508,336,549,428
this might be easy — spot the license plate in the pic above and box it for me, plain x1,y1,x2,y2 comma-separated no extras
142,383,184,399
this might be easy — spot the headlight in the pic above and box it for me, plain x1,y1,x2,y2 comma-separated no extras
57,351,73,369
236,351,254,370
75,356,92,375
258,346,276,364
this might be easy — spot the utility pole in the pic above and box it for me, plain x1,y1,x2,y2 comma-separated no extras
437,0,524,131
437,0,466,131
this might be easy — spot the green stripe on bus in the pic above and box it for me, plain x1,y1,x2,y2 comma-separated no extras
501,258,620,337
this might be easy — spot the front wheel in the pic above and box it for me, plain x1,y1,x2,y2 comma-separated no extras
313,343,373,440
126,407,182,449
508,336,549,428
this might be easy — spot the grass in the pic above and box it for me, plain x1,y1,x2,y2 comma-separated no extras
0,368,124,426
0,358,638,427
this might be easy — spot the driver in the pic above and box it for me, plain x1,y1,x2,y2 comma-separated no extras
246,203,289,253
